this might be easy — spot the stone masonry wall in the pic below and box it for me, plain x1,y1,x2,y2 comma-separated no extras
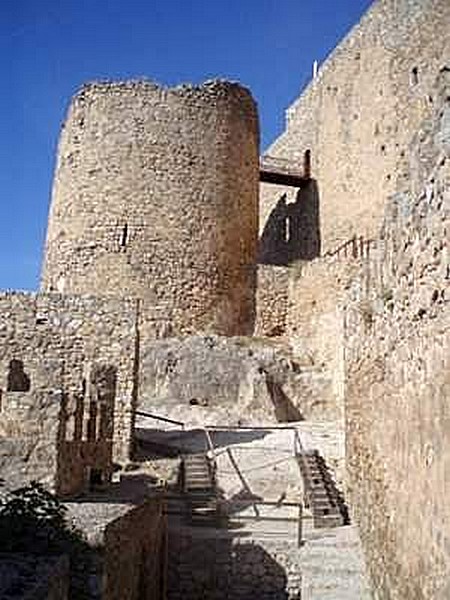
168,533,301,600
286,259,361,422
0,292,137,494
260,0,450,255
42,80,259,341
345,68,450,599
102,499,166,600
0,555,69,600
255,265,290,337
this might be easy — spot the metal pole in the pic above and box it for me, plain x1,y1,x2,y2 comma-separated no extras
297,502,303,548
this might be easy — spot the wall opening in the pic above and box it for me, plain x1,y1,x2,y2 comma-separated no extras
411,67,419,86
120,223,129,250
91,364,116,441
87,400,98,441
88,467,105,490
7,359,31,392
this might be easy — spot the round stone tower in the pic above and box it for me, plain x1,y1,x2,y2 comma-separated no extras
42,80,259,339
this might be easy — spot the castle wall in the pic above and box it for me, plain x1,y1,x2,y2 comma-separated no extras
255,265,290,337
260,0,450,255
345,69,450,598
0,292,138,494
42,80,259,341
285,259,362,422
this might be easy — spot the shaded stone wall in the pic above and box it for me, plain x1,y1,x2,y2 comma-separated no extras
0,292,138,494
168,533,301,600
102,499,166,600
42,80,259,340
260,0,450,255
345,69,450,599
0,555,69,600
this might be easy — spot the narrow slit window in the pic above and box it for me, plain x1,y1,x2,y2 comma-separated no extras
120,223,128,249
411,67,419,86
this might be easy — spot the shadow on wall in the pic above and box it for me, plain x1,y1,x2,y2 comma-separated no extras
264,374,303,422
168,533,295,599
258,179,321,265
57,364,118,496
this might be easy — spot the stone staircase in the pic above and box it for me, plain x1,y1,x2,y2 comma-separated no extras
297,449,347,528
182,453,219,524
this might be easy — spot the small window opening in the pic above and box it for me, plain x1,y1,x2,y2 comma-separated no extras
120,223,128,249
303,149,311,179
7,359,31,392
411,67,419,86
86,401,98,441
89,468,104,490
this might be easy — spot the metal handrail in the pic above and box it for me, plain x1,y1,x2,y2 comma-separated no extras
324,235,375,260
134,409,185,429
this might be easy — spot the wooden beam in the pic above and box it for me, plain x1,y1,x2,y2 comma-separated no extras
260,151,311,187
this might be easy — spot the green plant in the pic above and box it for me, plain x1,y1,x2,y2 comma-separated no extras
0,482,96,599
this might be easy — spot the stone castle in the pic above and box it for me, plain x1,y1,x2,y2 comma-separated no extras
0,0,449,598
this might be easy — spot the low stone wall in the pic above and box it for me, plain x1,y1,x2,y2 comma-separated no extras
102,499,166,600
66,494,167,600
0,292,138,494
167,533,301,600
0,554,69,600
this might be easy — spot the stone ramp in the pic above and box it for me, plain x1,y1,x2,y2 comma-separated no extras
300,522,372,600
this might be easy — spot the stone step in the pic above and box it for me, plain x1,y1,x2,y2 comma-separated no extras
185,472,211,480
314,515,344,529
185,471,210,479
184,455,209,463
185,484,214,491
311,500,339,511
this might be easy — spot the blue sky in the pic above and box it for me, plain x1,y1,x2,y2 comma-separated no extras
1,0,372,290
